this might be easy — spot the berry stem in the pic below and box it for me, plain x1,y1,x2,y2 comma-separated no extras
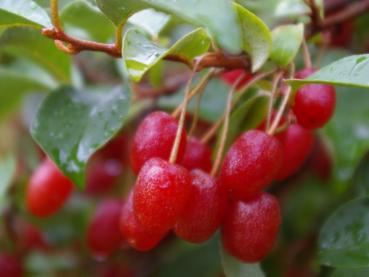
201,70,275,144
210,73,246,177
302,38,313,69
115,21,125,51
50,0,62,30
267,64,296,136
266,71,284,131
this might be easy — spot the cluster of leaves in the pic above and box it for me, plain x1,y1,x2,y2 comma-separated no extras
0,0,369,275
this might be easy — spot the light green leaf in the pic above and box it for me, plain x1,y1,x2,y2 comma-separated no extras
0,154,16,212
31,85,131,188
287,54,369,89
270,24,304,67
220,246,265,277
60,0,115,42
123,28,211,82
128,9,170,38
234,3,272,71
0,28,71,83
96,0,242,54
0,0,51,29
319,197,369,268
274,0,310,18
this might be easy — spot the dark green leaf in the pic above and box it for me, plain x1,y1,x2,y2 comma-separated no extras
332,267,369,277
31,85,131,188
287,54,369,89
270,24,304,67
220,246,265,277
0,154,16,212
319,197,369,267
96,0,242,54
0,28,72,83
234,3,272,71
352,152,369,197
0,0,51,29
60,0,115,42
123,28,211,82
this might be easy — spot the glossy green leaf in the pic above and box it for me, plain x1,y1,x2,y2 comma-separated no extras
123,28,211,82
31,85,131,188
0,154,16,212
274,0,310,18
0,0,51,29
319,197,369,267
220,246,265,277
323,87,369,191
234,3,272,71
287,54,369,89
270,24,304,67
0,28,71,83
60,0,115,42
96,0,242,54
128,9,170,38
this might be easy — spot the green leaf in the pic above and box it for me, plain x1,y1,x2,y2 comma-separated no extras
274,0,310,18
123,28,211,82
270,24,304,67
60,0,115,42
234,3,272,71
31,85,131,188
332,267,369,277
220,246,265,277
287,54,369,89
0,65,53,120
318,197,369,268
0,154,16,212
0,28,71,83
96,0,242,54
353,153,369,197
0,0,51,29
128,9,170,38
323,87,369,190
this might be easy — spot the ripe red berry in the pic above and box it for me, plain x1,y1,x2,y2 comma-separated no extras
275,124,315,180
130,111,187,174
221,193,281,262
87,199,123,257
174,169,227,243
179,137,212,172
15,221,48,252
220,69,252,89
220,130,283,200
133,158,191,234
293,68,336,129
27,158,73,217
86,159,122,194
0,253,23,277
120,192,166,251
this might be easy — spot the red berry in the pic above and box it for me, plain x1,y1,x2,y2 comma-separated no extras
221,193,281,262
220,130,283,200
120,192,166,251
174,169,227,243
99,134,130,162
27,159,73,217
293,69,336,129
130,111,187,174
0,253,23,277
86,159,122,194
99,264,134,277
275,124,315,180
133,158,191,234
16,221,48,252
257,111,286,131
220,69,252,89
311,140,332,181
87,199,123,257
179,137,212,172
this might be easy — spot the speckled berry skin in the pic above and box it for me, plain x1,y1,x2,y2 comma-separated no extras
221,193,281,263
120,192,166,251
174,169,227,243
220,130,283,200
179,137,212,172
27,159,73,217
133,158,191,234
293,68,336,129
0,253,23,277
220,69,253,89
87,199,123,257
275,124,314,180
130,111,187,174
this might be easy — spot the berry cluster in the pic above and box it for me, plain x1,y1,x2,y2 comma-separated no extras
25,67,336,264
